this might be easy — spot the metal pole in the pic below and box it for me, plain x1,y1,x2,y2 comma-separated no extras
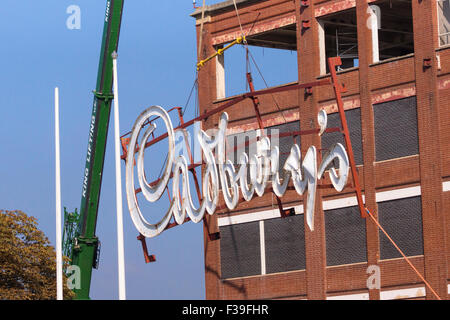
55,87,63,300
112,51,126,300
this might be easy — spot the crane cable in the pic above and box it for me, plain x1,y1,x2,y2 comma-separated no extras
232,0,247,45
246,48,288,124
231,0,288,125
197,0,207,62
195,0,205,118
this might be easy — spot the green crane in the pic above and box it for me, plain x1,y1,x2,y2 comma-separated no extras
65,0,125,300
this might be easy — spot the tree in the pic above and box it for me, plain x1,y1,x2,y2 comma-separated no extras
0,210,74,300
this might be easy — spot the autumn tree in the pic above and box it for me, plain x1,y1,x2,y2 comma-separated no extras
0,210,74,300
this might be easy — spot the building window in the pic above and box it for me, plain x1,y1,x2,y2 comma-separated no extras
378,196,424,260
369,0,414,62
318,8,359,74
373,96,419,162
321,108,363,167
324,205,367,266
264,214,306,274
438,0,450,46
220,221,261,279
218,23,298,99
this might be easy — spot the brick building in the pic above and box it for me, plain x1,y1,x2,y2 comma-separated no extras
192,0,450,300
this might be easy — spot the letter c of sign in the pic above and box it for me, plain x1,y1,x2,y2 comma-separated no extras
125,106,175,238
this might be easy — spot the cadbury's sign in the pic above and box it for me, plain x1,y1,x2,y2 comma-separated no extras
125,106,350,238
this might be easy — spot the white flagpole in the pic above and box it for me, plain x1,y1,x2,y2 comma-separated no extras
55,87,63,300
112,51,126,300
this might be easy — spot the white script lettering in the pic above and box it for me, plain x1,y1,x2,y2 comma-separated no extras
125,106,350,237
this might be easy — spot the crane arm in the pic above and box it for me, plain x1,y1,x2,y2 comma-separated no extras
70,0,124,300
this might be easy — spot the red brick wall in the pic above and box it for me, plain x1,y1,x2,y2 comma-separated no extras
194,0,450,300
412,0,448,300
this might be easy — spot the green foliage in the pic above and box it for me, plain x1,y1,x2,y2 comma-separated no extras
0,210,75,300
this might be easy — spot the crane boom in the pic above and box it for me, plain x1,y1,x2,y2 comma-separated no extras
70,0,124,300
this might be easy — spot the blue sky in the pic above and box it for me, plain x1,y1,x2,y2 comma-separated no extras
0,0,297,299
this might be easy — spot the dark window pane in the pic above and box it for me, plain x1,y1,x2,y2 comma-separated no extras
264,214,306,273
321,108,363,167
374,96,419,162
378,196,424,260
325,205,367,266
220,221,261,279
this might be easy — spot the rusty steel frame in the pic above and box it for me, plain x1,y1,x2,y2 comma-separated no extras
246,70,290,219
122,57,368,262
328,56,367,218
120,78,331,161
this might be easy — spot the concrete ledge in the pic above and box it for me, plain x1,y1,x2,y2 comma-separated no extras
191,0,262,18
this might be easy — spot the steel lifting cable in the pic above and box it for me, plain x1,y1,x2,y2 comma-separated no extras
197,0,207,62
232,0,247,44
232,3,287,125
232,0,249,90
246,48,288,124
197,0,248,71
232,0,288,124
194,78,199,118
364,208,442,300
182,77,198,117
194,0,205,117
